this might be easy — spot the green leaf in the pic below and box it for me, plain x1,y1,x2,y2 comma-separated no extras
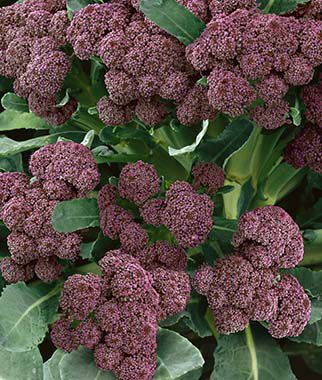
1,92,29,112
59,347,116,380
260,0,310,14
53,198,100,233
198,119,254,167
0,76,13,92
155,328,204,379
44,350,66,380
210,217,237,243
81,130,95,149
0,154,23,172
160,292,212,337
169,120,209,156
297,199,322,229
0,109,48,131
288,267,322,299
0,282,61,352
140,0,205,45
237,179,254,217
0,132,87,157
80,232,113,261
0,347,43,380
212,325,295,380
303,347,322,375
67,0,95,11
290,320,322,346
88,106,98,115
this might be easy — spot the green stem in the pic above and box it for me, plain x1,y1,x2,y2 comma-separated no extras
205,308,219,340
74,262,102,275
245,325,259,380
263,0,275,13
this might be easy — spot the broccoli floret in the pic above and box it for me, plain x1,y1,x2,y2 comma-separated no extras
119,223,149,254
100,205,134,239
303,81,322,128
192,162,225,196
139,198,165,227
118,161,160,205
0,257,34,284
284,123,322,174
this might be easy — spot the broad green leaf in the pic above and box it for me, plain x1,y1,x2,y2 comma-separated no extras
0,282,61,352
155,328,204,379
290,320,322,346
0,109,47,131
0,76,13,92
237,179,254,217
1,93,29,112
81,130,95,149
303,347,322,375
80,232,113,261
210,217,237,243
260,0,310,14
53,198,100,233
0,347,43,380
59,347,116,380
0,132,86,157
169,120,209,156
0,154,23,172
44,350,66,380
160,292,212,337
212,325,295,380
288,268,322,298
297,199,322,229
140,0,205,46
198,119,254,167
67,0,95,11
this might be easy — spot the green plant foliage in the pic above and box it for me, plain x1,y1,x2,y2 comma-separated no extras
52,198,100,233
260,0,310,14
1,93,29,112
43,350,66,380
0,282,61,352
297,199,322,229
0,347,43,380
212,326,296,380
0,109,48,131
140,0,205,45
197,119,254,167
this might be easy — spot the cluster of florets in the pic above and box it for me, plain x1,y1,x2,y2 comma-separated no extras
284,123,322,174
68,1,216,127
192,161,225,196
303,80,322,128
99,160,215,249
186,7,322,129
0,142,100,284
0,1,77,125
51,245,190,379
193,206,311,338
290,0,322,20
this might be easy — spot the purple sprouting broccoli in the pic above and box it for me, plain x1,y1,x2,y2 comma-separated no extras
0,172,29,216
75,320,103,350
118,161,160,205
209,0,257,15
115,355,157,380
119,223,149,254
97,184,117,212
303,82,322,128
192,162,225,196
176,85,217,126
100,205,134,239
135,241,188,272
284,123,322,174
233,206,304,269
301,20,322,67
34,256,64,283
268,275,311,338
177,0,209,21
284,55,314,86
60,274,103,320
50,318,80,353
250,99,290,130
255,74,289,106
139,198,165,227
151,267,191,319
94,344,124,372
0,1,73,125
0,257,34,284
208,69,256,117
97,96,135,126
29,141,100,196
162,181,214,248
135,98,168,127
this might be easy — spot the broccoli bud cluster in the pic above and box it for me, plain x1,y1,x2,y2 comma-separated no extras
0,142,100,284
186,7,322,129
193,206,311,338
51,245,190,379
99,160,215,248
68,1,216,127
0,1,76,125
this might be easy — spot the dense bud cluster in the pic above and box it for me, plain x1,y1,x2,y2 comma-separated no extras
51,245,190,379
192,161,225,196
193,206,310,338
0,142,100,283
99,162,215,248
0,1,76,125
68,1,215,127
186,7,322,129
284,123,322,174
